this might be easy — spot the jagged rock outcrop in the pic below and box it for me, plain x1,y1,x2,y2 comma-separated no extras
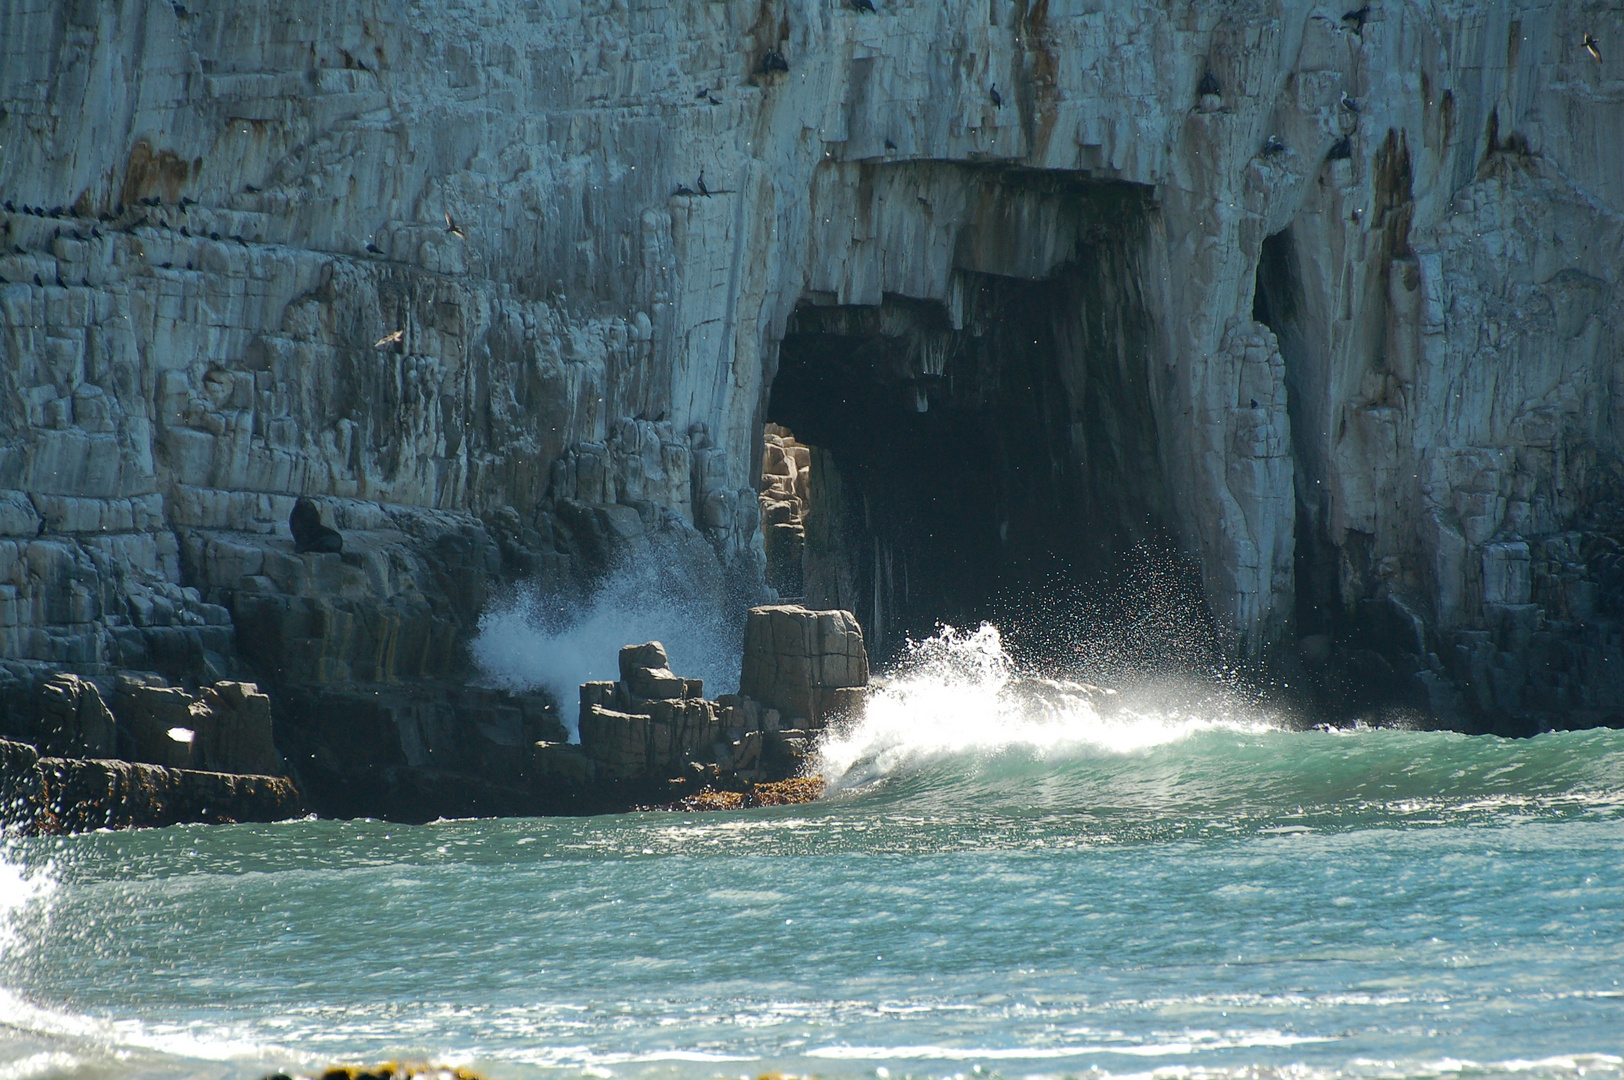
739,605,868,727
1,0,1621,739
0,737,301,831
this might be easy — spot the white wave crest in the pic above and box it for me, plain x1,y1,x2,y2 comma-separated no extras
817,623,1271,789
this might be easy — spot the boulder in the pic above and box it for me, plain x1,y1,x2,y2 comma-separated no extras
618,641,691,700
191,681,280,775
738,606,868,726
114,678,199,768
36,673,117,757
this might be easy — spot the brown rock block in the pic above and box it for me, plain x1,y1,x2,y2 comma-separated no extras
739,606,868,725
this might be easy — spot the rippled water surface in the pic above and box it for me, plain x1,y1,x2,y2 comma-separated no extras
3,628,1622,1080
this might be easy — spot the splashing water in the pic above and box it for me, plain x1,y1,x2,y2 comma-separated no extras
818,623,1271,790
470,550,743,739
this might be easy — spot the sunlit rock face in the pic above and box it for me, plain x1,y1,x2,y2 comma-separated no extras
1,0,1621,733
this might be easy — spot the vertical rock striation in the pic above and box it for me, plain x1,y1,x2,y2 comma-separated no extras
0,0,1619,738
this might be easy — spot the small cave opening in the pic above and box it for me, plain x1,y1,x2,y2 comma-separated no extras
763,266,1169,665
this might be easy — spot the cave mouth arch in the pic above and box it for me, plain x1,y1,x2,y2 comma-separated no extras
764,266,1171,666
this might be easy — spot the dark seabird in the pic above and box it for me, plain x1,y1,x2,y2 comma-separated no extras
160,262,173,269
375,329,405,349
1339,91,1360,113
674,184,696,196
989,83,1002,107
760,49,789,74
245,184,260,193
1197,70,1221,96
209,231,219,241
1341,5,1370,33
233,235,247,246
181,197,196,207
1249,398,1259,409
851,0,876,12
706,92,721,105
33,274,41,287
697,171,709,196
179,226,190,237
2,201,11,212
444,210,466,239
884,138,898,150
1262,135,1287,156
695,86,711,98
1583,33,1601,63
48,206,63,217
366,241,382,253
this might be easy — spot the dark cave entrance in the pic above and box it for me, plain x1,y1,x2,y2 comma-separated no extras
764,269,1169,664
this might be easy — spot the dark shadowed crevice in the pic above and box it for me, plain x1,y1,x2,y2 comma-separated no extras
767,263,1169,664
1253,227,1336,639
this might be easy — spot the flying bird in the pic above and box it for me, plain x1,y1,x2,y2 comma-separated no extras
444,210,465,239
1583,33,1601,62
375,329,405,349
989,83,1002,107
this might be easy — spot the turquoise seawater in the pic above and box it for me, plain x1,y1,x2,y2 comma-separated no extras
2,627,1622,1080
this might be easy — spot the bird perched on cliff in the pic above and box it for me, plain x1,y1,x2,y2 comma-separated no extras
884,138,898,150
695,86,711,98
1583,33,1602,63
759,49,789,75
989,83,1002,107
1341,5,1370,34
1261,134,1287,156
444,210,465,239
1339,91,1361,114
673,183,696,196
375,329,405,349
1197,70,1221,97
850,0,876,12
1327,135,1353,160
697,171,710,196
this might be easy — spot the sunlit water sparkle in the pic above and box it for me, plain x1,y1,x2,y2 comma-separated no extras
2,626,1621,1080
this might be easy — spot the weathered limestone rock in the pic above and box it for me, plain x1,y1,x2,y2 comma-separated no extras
2,0,1622,738
579,645,720,781
739,606,868,727
36,673,116,757
190,680,279,775
0,736,300,831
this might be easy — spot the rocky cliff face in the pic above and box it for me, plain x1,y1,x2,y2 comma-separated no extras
2,0,1621,737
